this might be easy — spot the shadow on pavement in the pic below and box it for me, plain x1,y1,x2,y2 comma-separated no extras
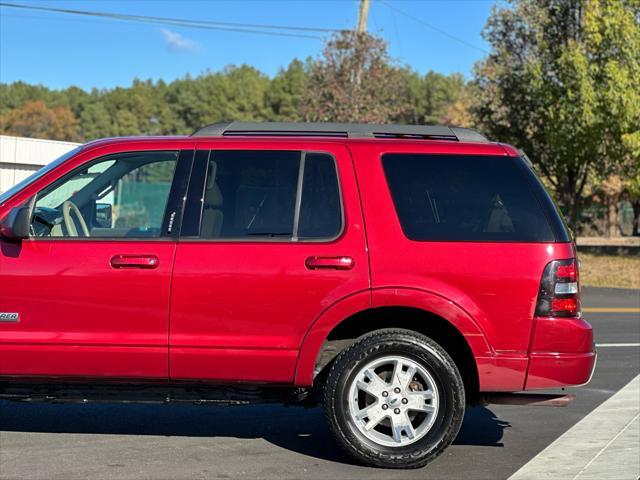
455,406,511,447
0,401,508,463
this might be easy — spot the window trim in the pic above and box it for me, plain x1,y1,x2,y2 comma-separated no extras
179,149,345,244
26,150,189,242
381,152,557,244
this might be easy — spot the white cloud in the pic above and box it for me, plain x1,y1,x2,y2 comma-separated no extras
160,28,199,52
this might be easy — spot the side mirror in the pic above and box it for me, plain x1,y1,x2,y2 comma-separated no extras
0,205,32,240
95,203,113,228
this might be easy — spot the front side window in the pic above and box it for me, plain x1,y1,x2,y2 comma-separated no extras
199,150,341,240
382,154,554,242
31,151,178,238
0,146,82,206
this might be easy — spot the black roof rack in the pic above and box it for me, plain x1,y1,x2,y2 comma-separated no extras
191,122,489,143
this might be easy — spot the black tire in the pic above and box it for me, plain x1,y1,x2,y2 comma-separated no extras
323,328,465,469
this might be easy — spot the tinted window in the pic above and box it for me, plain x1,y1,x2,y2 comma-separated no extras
199,150,341,240
201,150,300,239
382,154,553,241
298,153,342,239
32,152,177,238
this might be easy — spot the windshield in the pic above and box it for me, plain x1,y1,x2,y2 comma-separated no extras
0,146,83,206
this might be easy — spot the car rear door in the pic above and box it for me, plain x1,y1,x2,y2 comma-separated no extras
0,146,193,379
168,140,369,383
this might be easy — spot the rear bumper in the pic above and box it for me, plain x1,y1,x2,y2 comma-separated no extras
525,351,596,389
524,316,596,390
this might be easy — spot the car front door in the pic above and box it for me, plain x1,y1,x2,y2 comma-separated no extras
0,147,193,379
168,142,370,383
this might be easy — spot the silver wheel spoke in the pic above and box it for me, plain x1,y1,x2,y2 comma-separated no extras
406,391,436,412
360,406,387,431
356,368,387,397
391,411,415,443
392,360,416,390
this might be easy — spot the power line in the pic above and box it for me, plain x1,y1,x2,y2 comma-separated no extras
0,1,339,32
0,2,341,39
1,1,490,51
0,12,323,40
380,0,488,54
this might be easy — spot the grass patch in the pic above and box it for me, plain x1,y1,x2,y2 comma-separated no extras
578,253,640,289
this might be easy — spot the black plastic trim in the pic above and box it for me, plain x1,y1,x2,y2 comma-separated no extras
192,121,488,143
162,149,195,239
178,150,209,237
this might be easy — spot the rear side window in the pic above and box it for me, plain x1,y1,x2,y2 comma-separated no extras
199,150,341,240
298,153,342,239
382,154,554,242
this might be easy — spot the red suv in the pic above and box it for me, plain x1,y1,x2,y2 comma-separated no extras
0,122,595,468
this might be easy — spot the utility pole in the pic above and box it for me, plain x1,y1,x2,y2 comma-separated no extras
354,0,370,87
356,0,370,33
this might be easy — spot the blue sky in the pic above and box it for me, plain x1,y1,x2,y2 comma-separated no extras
0,0,495,90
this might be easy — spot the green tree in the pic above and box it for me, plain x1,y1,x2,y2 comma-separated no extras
267,59,308,121
627,174,640,235
397,70,474,126
79,102,113,140
474,0,640,229
114,109,140,136
166,65,271,131
302,31,409,123
0,49,476,141
621,143,640,235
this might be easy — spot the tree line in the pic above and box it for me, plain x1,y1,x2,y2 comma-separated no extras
0,59,470,142
1,0,638,235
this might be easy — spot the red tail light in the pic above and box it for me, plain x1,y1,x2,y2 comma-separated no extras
535,258,581,318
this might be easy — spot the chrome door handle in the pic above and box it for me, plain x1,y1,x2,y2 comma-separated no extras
110,255,159,269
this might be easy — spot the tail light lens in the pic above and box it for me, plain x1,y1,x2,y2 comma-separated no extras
535,258,581,317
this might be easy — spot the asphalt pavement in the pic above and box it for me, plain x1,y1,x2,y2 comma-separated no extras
0,287,638,479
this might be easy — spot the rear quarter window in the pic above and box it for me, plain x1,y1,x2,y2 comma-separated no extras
382,154,554,242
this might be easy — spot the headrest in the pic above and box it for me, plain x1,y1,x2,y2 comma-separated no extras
206,182,223,207
204,161,223,207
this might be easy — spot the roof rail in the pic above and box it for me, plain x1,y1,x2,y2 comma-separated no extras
191,122,488,143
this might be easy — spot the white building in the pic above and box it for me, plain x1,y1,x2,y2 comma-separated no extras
0,135,81,193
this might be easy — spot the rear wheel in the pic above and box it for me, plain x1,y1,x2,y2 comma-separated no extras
323,328,465,469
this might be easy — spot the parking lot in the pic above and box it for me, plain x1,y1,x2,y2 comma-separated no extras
0,287,638,480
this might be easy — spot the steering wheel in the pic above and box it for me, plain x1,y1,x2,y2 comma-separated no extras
62,200,90,237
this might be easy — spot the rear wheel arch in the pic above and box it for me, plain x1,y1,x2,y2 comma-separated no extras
295,289,489,403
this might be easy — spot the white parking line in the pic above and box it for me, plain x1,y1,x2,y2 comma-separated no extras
508,374,640,480
582,308,640,313
595,343,640,347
